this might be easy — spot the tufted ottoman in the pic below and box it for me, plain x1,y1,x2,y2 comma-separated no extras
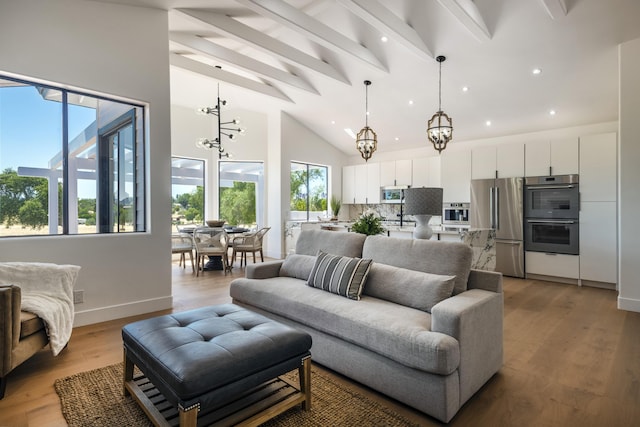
121,304,312,426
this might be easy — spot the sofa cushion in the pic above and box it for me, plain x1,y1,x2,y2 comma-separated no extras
230,277,460,375
296,229,366,258
364,263,456,313
307,251,372,300
363,236,473,295
279,254,316,280
19,311,46,339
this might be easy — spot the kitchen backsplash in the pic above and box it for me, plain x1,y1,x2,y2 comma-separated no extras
346,204,441,225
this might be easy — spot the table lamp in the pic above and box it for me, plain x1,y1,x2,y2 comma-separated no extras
403,187,443,239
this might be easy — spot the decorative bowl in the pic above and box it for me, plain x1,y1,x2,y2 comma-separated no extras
206,220,226,227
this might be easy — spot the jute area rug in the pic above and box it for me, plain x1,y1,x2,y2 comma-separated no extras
55,363,422,427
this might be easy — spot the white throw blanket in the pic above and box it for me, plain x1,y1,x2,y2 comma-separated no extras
0,262,81,356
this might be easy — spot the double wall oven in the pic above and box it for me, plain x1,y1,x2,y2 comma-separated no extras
524,175,579,255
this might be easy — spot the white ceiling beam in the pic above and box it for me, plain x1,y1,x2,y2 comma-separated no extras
175,9,349,85
169,53,293,103
236,0,387,72
436,0,492,43
337,0,432,60
169,32,318,95
538,0,567,20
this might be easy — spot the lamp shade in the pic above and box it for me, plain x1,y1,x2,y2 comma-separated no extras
403,188,443,216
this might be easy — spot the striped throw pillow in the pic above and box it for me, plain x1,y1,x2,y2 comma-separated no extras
307,251,373,300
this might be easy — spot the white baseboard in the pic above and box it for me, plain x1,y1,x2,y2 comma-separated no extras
73,295,173,327
618,296,640,313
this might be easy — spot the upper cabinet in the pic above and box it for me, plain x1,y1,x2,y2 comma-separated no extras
412,156,441,188
380,160,412,187
579,132,617,202
343,163,380,205
471,143,524,180
525,138,578,176
441,149,471,203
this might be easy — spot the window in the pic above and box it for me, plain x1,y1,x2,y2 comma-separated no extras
219,161,264,229
290,162,328,221
0,74,146,237
172,157,205,226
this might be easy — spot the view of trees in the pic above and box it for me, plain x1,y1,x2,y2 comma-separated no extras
173,186,204,223
0,168,50,229
290,166,327,213
220,181,256,227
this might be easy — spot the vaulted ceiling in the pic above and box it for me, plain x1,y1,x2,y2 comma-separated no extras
100,0,640,155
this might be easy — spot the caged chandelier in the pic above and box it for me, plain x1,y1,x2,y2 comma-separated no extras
356,80,377,162
427,55,453,153
196,83,245,159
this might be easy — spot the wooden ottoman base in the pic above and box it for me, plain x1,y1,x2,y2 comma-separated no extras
123,349,311,427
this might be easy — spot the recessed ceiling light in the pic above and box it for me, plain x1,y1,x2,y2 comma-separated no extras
408,100,414,105
395,137,400,141
381,36,388,42
549,110,556,116
532,68,542,75
331,120,336,124
485,120,492,126
462,86,469,92
344,128,356,139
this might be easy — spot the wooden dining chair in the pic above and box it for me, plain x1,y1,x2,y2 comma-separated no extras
231,227,271,267
192,227,231,276
171,233,195,273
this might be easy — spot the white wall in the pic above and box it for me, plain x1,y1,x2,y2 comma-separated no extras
0,0,173,326
618,37,640,312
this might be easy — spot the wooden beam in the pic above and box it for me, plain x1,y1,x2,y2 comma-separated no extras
175,9,349,85
337,0,432,60
169,32,316,95
436,0,491,43
236,0,387,72
169,53,293,103
538,0,567,20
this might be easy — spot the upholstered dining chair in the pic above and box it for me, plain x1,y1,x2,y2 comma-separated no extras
231,227,271,267
171,233,194,273
192,227,231,276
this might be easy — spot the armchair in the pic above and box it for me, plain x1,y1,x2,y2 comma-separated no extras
0,285,48,399
231,227,271,267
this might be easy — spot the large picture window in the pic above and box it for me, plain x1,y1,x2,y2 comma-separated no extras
219,161,264,229
171,157,205,227
0,74,146,237
290,162,328,221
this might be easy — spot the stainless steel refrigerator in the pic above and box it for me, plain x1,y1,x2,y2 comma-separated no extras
470,177,525,278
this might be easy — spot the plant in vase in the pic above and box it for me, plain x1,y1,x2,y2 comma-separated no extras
351,210,385,235
330,196,342,221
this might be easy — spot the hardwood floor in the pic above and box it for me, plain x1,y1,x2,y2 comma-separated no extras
1,262,639,426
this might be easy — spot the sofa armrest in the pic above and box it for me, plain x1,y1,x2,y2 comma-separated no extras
245,260,284,279
1,285,21,374
431,289,503,405
467,269,503,293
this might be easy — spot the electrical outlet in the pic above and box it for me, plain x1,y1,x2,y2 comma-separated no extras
73,290,84,304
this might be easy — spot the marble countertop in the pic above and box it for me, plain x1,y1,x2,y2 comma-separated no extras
385,225,469,235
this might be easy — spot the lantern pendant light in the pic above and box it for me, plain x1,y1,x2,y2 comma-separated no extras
427,56,453,153
356,80,377,161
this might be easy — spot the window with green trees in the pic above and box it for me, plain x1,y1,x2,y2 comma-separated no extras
0,74,146,237
219,161,263,228
171,157,205,226
290,162,328,221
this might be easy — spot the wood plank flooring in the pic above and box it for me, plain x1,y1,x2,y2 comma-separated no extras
1,262,639,426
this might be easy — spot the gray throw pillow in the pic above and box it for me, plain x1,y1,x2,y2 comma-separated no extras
307,251,372,300
279,254,317,280
363,263,456,313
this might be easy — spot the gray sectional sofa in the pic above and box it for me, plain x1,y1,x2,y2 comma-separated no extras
229,229,503,423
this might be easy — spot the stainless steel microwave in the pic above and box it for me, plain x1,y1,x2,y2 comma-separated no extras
380,186,408,203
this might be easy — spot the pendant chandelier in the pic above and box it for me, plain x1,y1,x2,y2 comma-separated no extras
427,56,453,153
356,80,377,162
196,83,245,159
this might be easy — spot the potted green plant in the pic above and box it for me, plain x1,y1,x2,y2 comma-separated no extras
350,210,385,235
330,195,342,221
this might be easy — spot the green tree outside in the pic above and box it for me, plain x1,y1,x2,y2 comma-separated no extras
0,168,49,228
220,181,256,227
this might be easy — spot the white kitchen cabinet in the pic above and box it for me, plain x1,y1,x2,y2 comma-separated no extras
472,144,524,180
342,165,356,204
579,132,617,202
441,149,471,203
366,163,381,204
525,138,578,176
580,201,617,284
354,164,368,204
380,160,412,187
412,156,441,188
526,251,580,279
